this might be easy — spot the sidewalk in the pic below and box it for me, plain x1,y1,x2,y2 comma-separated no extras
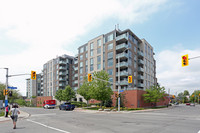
0,110,30,122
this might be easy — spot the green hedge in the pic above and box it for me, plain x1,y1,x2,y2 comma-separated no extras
0,111,4,117
71,101,87,107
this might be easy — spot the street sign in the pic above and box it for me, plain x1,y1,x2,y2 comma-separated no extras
119,90,124,93
8,87,17,89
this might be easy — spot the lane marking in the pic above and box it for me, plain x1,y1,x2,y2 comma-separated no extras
31,113,56,117
27,119,70,133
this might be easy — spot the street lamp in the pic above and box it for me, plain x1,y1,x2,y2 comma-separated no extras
118,48,130,112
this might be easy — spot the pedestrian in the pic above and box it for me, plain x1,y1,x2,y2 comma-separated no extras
5,105,9,117
9,104,20,129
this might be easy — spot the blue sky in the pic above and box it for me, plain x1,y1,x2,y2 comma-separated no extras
0,0,200,96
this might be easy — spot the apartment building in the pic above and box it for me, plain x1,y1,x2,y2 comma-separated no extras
42,54,74,96
26,74,42,98
75,29,156,91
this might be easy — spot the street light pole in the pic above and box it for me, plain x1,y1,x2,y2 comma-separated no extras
5,68,8,107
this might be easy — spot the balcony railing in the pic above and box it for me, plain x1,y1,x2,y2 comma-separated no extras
138,59,144,65
138,75,144,80
116,53,128,59
116,71,128,77
59,72,66,75
59,83,65,86
59,61,66,64
137,51,144,57
116,62,128,68
59,66,66,70
116,34,128,41
116,43,128,50
138,67,144,72
138,83,144,88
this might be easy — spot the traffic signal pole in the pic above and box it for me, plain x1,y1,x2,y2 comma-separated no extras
5,68,8,107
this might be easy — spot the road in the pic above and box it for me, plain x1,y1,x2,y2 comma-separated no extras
0,104,200,133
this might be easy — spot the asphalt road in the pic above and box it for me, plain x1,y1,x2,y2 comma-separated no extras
0,104,200,133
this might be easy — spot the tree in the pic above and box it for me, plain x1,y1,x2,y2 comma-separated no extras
62,85,76,102
183,90,190,96
55,89,63,103
190,90,200,103
90,70,113,107
143,85,166,107
77,76,92,107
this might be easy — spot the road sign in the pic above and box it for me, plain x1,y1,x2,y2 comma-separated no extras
119,90,124,93
8,87,17,89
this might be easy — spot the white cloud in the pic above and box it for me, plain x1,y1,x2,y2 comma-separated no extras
0,0,169,96
156,47,200,95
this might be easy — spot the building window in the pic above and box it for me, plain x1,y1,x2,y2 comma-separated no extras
90,50,93,56
106,34,114,42
80,47,84,53
85,66,88,73
97,39,101,47
108,59,113,67
90,58,94,71
107,69,113,75
90,42,94,50
85,45,88,51
97,47,101,54
80,62,83,67
85,53,88,58
107,51,113,59
85,60,88,66
79,68,83,74
97,56,101,70
80,55,83,60
108,43,113,50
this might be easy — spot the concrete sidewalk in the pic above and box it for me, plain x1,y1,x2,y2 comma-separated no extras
0,110,30,122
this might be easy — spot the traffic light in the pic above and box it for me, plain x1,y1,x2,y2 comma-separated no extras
182,54,189,67
119,93,121,97
3,89,8,95
88,74,92,82
31,71,36,80
128,76,132,83
9,91,12,96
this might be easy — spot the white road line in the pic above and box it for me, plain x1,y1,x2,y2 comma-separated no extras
27,119,70,133
31,113,56,117
198,130,200,133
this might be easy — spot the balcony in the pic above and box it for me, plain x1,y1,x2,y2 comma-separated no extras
74,73,78,77
116,62,128,68
138,83,144,88
120,80,128,86
59,66,66,70
138,59,144,65
116,53,128,59
116,33,128,42
138,75,144,80
74,60,78,64
59,61,66,64
116,71,128,77
59,83,65,87
59,72,66,75
116,43,128,51
59,78,66,81
74,67,78,71
74,80,78,84
138,67,144,72
137,51,144,57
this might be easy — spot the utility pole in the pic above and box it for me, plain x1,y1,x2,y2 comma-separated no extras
5,68,8,107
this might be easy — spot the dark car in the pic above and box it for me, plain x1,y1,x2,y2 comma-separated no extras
59,102,75,111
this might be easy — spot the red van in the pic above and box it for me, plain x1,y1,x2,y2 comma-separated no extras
43,100,56,109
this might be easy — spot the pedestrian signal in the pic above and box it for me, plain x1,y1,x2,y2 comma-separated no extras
128,76,132,83
182,54,189,67
31,71,36,80
88,74,92,82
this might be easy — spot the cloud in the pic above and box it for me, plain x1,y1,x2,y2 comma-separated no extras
156,47,200,95
0,0,170,96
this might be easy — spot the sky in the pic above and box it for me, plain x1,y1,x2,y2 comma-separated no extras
0,0,200,96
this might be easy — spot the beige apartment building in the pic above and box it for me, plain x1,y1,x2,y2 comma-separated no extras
74,29,156,91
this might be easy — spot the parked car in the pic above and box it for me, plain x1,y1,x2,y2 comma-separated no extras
59,102,75,111
43,100,56,109
190,103,195,106
186,103,190,106
174,102,179,105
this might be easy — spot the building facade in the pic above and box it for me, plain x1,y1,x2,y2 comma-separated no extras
42,54,74,96
75,29,156,91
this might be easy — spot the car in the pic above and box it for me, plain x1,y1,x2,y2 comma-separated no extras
59,102,75,111
174,102,179,105
190,103,195,106
186,103,190,106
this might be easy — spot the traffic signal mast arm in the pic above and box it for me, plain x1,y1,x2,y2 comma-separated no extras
189,56,200,60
